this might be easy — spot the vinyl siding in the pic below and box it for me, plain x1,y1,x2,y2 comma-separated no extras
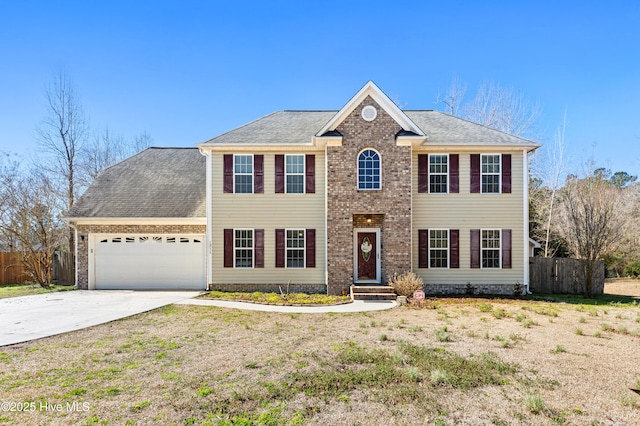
210,151,326,285
412,150,525,286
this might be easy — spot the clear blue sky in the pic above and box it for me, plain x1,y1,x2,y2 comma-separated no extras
1,0,638,178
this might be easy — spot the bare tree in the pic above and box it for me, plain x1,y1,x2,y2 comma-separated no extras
557,169,631,297
36,71,88,212
438,79,541,139
80,128,154,184
132,130,153,153
0,168,66,288
436,77,467,116
540,114,567,257
81,127,128,183
462,81,541,138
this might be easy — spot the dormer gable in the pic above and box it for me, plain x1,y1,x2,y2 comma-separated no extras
316,81,426,139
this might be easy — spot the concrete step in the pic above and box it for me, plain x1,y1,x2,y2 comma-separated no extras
350,285,397,301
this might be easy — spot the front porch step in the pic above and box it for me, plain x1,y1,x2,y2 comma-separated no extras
350,285,397,301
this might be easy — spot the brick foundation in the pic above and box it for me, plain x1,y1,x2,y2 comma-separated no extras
208,283,326,294
424,283,526,296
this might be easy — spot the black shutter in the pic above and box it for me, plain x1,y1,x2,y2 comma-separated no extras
449,154,459,193
418,154,429,193
305,154,315,194
470,229,480,268
255,229,264,268
223,155,233,193
275,229,285,268
418,229,429,268
275,155,284,193
224,229,233,267
470,154,480,193
254,155,264,193
306,229,316,268
502,229,512,269
450,229,459,268
502,154,511,194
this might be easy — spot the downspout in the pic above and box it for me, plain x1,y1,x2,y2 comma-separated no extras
68,222,79,288
523,149,531,294
202,148,213,290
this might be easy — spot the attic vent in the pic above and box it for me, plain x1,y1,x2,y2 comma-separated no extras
361,105,377,122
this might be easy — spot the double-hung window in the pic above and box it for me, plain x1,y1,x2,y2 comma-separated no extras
286,229,305,268
429,154,448,193
481,154,501,193
234,155,253,194
481,229,501,268
429,229,449,268
234,229,254,268
357,149,381,190
285,155,305,194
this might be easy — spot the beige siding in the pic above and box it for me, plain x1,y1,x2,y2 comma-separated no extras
412,150,526,286
210,152,326,285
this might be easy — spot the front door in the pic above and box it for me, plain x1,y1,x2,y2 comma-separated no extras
355,229,380,282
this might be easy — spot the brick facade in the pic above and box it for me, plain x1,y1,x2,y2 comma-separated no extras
73,223,206,289
326,97,412,295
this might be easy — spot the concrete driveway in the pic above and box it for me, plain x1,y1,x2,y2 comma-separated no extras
0,290,201,347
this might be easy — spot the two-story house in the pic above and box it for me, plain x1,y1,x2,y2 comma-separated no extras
67,82,540,295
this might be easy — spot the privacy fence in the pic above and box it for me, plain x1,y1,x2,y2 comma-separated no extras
529,257,605,295
0,251,75,286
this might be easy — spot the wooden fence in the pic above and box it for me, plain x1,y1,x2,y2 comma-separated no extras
529,257,605,295
0,252,31,285
53,251,75,286
0,251,75,286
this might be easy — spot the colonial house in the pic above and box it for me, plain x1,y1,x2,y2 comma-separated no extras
67,81,540,295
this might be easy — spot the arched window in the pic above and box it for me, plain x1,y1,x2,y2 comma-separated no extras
357,149,381,190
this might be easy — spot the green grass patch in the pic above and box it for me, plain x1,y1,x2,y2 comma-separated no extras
201,290,351,306
0,283,75,299
535,293,640,307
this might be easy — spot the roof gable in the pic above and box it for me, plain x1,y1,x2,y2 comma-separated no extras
316,81,424,137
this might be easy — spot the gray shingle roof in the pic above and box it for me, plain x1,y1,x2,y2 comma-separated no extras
199,110,539,148
405,111,540,147
68,148,205,218
201,111,336,145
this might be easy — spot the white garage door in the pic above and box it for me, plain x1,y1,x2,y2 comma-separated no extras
94,235,206,290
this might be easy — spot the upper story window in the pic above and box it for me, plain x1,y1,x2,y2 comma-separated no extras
234,155,254,194
481,154,501,194
429,154,448,193
286,155,305,194
358,149,381,190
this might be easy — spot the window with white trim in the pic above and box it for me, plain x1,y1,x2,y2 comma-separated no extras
286,229,305,268
285,155,305,194
481,154,501,193
234,155,253,194
481,229,501,268
429,154,448,193
429,229,449,268
235,229,253,268
357,149,381,190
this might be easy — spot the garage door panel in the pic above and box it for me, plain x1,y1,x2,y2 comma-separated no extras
94,234,205,290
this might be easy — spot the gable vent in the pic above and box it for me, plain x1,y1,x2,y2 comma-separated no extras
361,105,377,122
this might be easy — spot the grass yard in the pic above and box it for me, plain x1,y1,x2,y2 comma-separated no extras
0,283,74,299
0,296,639,425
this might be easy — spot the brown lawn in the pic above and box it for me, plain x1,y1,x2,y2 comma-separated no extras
0,292,639,425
